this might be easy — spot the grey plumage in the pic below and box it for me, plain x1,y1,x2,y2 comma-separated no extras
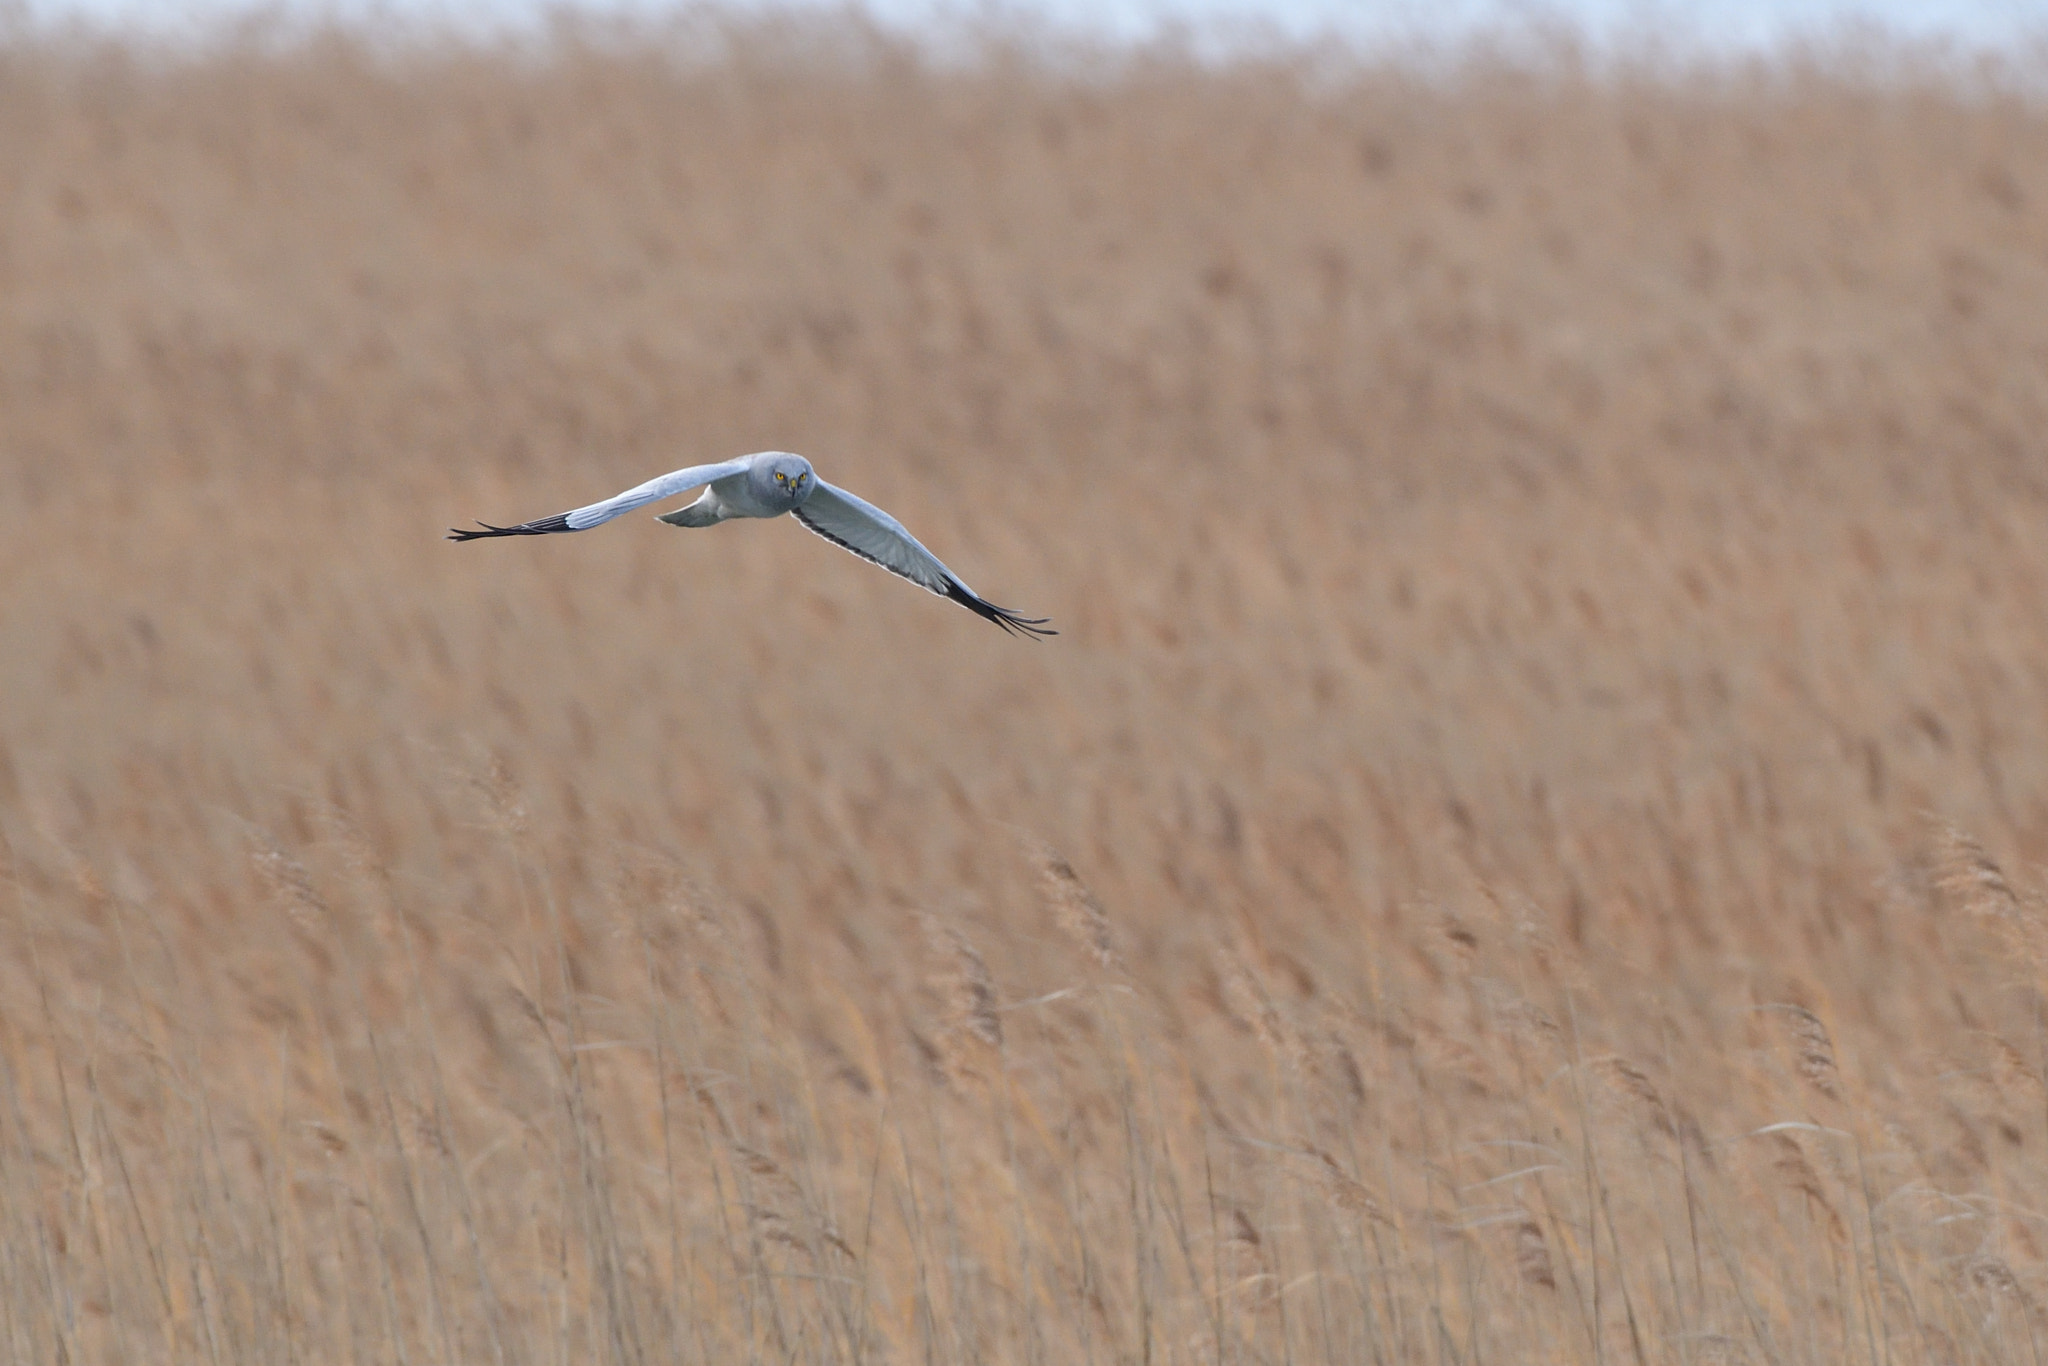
450,450,1053,637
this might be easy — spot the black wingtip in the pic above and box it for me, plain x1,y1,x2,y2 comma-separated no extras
447,514,575,542
946,582,1056,639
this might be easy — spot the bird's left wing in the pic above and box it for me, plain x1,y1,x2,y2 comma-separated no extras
792,481,1053,637
449,456,754,540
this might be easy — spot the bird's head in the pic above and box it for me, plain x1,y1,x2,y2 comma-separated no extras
757,453,815,510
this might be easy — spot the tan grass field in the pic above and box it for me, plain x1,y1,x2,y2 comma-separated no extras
3,18,2048,1361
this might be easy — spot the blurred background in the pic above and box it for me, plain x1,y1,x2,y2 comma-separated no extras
12,0,2048,55
4,0,2048,1362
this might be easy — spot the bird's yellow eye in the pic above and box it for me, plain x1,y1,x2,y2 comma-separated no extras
777,473,787,485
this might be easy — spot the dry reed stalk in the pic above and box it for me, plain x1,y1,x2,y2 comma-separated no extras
1302,1147,1393,1226
1934,823,2048,969
731,1139,851,1275
1437,908,1481,974
1319,1027,1371,1108
1483,883,1582,990
1032,842,1122,973
1979,1032,2046,1098
467,755,530,843
299,1120,348,1159
1497,997,1566,1061
249,844,329,928
1962,1255,2043,1324
1215,947,1310,1078
1756,1132,1846,1243
919,914,1003,1082
742,1200,806,1256
321,805,398,907
1758,1004,1843,1102
1586,1055,1675,1138
1514,1216,1556,1290
1418,1022,1501,1098
731,1144,803,1205
1935,824,2023,921
1222,1208,1278,1312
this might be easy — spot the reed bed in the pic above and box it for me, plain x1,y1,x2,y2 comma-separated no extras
2,16,2048,1361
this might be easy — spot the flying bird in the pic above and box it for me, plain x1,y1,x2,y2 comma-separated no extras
449,451,1053,637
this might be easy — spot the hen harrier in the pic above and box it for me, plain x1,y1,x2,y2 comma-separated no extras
450,451,1053,637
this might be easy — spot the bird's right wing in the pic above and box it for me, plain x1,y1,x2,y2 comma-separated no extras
449,456,754,540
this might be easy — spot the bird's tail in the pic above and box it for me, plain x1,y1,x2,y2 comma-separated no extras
656,492,723,528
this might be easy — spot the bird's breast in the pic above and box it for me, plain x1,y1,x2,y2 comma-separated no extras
714,476,789,519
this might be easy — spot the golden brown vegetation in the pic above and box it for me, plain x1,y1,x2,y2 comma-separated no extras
3,17,2048,1361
